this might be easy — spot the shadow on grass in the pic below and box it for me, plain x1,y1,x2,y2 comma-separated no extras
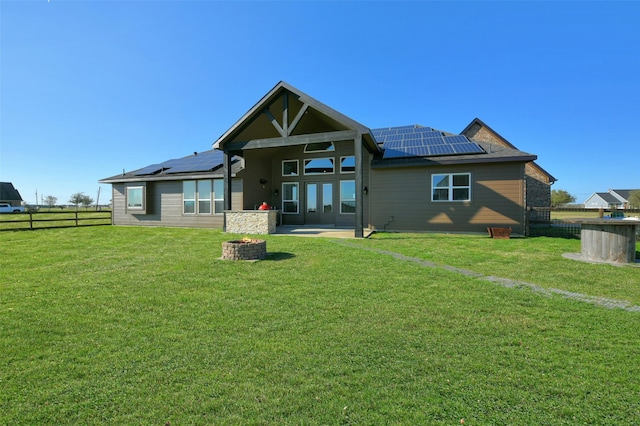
265,252,295,261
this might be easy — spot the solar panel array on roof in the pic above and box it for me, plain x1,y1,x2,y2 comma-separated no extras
371,125,485,159
133,150,224,176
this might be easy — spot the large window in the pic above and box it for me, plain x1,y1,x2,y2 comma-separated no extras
184,180,223,214
304,158,334,175
127,186,144,209
213,179,224,213
282,182,299,214
183,181,197,214
340,180,356,214
431,173,471,202
198,180,212,214
126,184,146,213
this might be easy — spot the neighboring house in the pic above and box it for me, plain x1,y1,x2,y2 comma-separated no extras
100,81,552,237
0,182,23,207
584,189,639,209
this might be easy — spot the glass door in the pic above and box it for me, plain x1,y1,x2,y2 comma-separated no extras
305,182,334,224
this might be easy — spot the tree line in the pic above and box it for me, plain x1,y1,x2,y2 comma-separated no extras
37,192,95,209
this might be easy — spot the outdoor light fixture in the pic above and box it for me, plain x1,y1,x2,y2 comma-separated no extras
260,178,268,188
364,186,369,195
273,188,279,197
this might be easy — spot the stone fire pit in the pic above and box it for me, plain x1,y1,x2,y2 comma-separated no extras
221,238,267,261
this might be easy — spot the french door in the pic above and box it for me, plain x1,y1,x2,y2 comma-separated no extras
305,182,334,224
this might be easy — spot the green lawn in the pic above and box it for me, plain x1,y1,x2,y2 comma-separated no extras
1,227,639,424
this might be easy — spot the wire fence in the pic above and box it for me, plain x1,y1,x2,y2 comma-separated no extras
528,207,640,240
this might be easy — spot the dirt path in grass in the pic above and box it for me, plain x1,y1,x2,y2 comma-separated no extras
335,241,640,313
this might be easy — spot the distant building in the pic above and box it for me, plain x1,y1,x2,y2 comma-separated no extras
0,182,23,207
584,189,639,209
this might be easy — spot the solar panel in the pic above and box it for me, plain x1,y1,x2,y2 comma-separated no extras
378,125,485,159
428,145,456,156
165,150,224,174
134,164,165,176
451,143,485,154
444,135,471,144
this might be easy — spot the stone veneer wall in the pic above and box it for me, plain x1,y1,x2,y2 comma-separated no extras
224,210,277,235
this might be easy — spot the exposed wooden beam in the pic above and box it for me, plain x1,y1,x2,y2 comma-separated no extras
282,92,289,136
264,108,285,137
223,130,358,152
288,103,309,136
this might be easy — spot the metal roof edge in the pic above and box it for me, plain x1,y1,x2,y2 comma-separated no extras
371,154,537,169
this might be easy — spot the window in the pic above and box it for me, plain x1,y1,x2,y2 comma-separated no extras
282,182,299,214
323,183,333,212
126,185,145,213
431,173,471,202
304,142,335,153
213,179,224,213
282,160,299,176
340,180,355,214
304,158,334,175
340,156,355,173
184,180,218,214
198,180,212,214
183,181,196,214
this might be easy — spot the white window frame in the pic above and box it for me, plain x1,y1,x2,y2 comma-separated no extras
183,181,197,214
304,157,335,175
431,173,471,202
282,182,299,214
340,180,356,214
213,179,224,214
197,179,212,215
183,180,214,215
282,159,299,177
126,184,146,213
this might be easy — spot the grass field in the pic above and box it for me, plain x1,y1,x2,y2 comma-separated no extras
1,227,639,424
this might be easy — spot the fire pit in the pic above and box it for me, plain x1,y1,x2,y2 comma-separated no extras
221,238,267,261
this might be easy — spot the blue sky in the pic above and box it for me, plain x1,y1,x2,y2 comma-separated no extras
1,0,638,205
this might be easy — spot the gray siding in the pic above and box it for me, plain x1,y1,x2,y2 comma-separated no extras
112,179,243,228
370,162,526,234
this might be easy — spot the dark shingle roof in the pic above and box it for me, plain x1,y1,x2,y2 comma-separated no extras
0,182,23,201
596,192,622,204
100,150,240,184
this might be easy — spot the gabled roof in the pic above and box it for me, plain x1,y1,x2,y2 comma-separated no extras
610,189,638,202
461,118,556,183
99,150,242,184
0,182,22,201
213,81,379,153
591,192,623,204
